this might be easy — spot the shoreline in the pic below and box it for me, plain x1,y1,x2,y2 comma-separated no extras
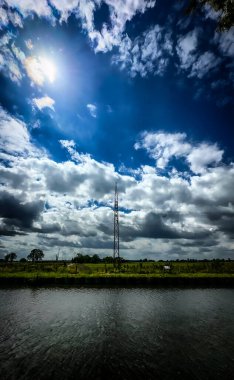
0,275,234,287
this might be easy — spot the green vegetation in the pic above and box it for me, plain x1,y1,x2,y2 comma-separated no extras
4,252,17,262
27,249,44,262
0,259,233,284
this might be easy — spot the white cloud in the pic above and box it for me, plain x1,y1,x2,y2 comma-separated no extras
0,35,57,87
135,131,223,174
2,1,156,55
25,39,33,50
215,27,234,58
176,30,222,79
204,4,221,21
89,0,156,53
0,107,41,157
112,25,173,77
0,6,23,28
33,96,55,111
50,0,80,22
87,103,97,118
4,0,52,18
0,7,9,27
24,55,56,85
0,111,233,259
0,33,23,83
135,132,190,169
187,143,223,173
0,0,230,85
189,51,221,79
11,43,25,63
176,29,198,70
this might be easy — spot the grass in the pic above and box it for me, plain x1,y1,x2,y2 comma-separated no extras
0,261,233,283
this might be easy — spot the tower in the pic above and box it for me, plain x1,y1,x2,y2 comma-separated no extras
113,182,120,267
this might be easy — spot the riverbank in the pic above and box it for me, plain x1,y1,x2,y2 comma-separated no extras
1,261,233,286
0,273,234,286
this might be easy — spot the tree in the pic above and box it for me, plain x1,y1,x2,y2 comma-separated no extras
91,254,101,263
27,249,44,262
72,253,85,263
5,252,17,262
103,256,114,263
186,0,233,31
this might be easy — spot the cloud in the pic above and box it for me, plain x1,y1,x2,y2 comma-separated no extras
84,0,157,53
176,30,222,79
87,103,97,118
189,51,221,79
0,1,231,86
0,33,23,83
3,1,156,54
203,4,221,21
176,29,198,70
33,96,55,111
4,0,52,18
0,191,44,230
215,27,234,58
135,131,223,174
49,0,80,22
0,120,233,259
187,143,223,173
0,34,56,86
25,39,33,50
24,55,56,85
121,211,212,241
112,25,172,77
0,107,41,158
135,132,190,169
2,0,156,54
0,6,23,28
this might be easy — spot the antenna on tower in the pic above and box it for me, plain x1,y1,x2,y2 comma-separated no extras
113,182,120,268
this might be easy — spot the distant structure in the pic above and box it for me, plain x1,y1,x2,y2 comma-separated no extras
113,182,120,267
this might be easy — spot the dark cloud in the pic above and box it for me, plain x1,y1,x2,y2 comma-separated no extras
0,191,44,230
179,238,219,247
121,212,211,241
38,236,80,249
0,226,27,236
0,168,29,189
32,223,61,234
206,210,234,239
45,168,86,194
139,212,182,239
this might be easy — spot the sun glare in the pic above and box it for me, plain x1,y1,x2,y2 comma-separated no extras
24,55,56,85
39,56,56,83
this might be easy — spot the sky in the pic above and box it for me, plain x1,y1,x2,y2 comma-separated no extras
0,0,233,261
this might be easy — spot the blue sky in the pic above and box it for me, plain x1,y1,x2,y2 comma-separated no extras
0,0,233,260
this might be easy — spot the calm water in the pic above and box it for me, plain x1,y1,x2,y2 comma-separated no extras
0,287,233,380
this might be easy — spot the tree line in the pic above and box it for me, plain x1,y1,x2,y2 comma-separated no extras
71,253,123,264
4,249,44,262
2,251,232,263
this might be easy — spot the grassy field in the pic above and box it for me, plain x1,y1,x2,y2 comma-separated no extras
0,261,234,281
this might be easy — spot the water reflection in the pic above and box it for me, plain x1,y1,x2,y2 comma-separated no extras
0,287,233,379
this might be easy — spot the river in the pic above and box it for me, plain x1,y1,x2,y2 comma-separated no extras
0,287,233,379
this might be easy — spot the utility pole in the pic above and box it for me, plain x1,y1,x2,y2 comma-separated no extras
113,182,120,268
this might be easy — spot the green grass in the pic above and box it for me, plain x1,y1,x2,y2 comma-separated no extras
0,261,233,281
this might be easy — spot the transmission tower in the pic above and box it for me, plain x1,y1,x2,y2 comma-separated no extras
113,182,120,267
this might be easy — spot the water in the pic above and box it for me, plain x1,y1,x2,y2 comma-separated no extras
0,287,233,380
